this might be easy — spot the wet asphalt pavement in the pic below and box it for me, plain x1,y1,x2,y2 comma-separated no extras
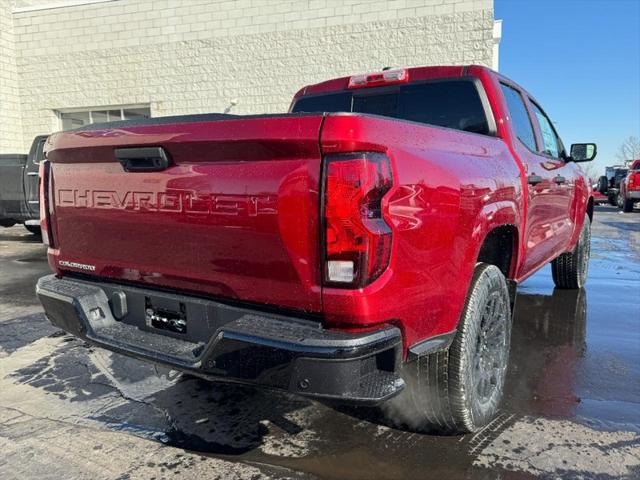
0,205,639,479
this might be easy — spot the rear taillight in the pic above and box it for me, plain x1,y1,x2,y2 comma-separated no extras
323,152,393,288
39,160,53,246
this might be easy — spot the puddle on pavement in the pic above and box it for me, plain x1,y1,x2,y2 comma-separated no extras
2,208,639,479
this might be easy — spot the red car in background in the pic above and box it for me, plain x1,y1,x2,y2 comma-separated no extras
618,159,640,212
592,186,608,204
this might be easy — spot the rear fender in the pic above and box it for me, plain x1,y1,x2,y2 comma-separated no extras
567,175,591,251
467,201,520,278
447,201,520,334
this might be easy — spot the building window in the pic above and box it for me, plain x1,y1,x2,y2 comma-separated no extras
58,105,151,130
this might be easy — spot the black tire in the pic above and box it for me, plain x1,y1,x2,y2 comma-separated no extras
24,224,42,236
621,196,634,213
597,175,608,194
0,219,17,228
383,264,512,434
551,219,591,289
607,193,617,206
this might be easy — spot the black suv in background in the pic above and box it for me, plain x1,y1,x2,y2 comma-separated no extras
598,165,629,206
0,135,48,235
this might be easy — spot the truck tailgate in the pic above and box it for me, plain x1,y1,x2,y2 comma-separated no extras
45,114,324,312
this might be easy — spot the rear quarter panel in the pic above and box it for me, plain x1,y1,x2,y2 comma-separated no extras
320,114,522,349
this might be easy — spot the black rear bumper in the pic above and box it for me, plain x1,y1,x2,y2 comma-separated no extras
36,275,404,404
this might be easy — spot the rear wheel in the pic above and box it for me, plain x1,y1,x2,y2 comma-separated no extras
608,193,617,206
621,195,634,213
24,224,41,236
383,264,512,434
551,219,591,289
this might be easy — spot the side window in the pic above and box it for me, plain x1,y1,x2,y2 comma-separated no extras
530,102,560,158
500,84,536,151
291,92,352,113
394,81,491,135
34,140,46,164
58,105,151,130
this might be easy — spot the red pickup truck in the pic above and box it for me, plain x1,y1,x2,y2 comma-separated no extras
36,65,596,434
618,159,640,212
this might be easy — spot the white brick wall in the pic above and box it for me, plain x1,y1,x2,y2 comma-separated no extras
3,0,496,152
0,0,24,153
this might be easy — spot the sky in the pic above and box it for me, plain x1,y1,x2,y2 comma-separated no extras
495,0,640,173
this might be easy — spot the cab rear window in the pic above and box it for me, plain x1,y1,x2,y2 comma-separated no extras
292,79,491,135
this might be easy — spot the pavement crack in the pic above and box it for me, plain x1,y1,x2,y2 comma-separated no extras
0,404,90,432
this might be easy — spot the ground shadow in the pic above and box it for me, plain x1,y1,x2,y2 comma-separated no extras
0,230,43,244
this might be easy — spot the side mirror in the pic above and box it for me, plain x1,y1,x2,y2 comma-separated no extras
570,143,597,162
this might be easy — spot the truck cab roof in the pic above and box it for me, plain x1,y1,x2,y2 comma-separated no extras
293,65,493,99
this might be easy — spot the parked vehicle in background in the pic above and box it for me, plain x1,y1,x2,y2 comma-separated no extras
0,135,48,235
597,165,629,206
618,159,640,212
592,186,608,204
36,65,596,435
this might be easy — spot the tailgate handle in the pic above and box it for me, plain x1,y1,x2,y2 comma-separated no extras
115,147,171,172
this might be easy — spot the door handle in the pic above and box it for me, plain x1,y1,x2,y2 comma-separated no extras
115,147,171,172
554,175,566,185
527,174,543,186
